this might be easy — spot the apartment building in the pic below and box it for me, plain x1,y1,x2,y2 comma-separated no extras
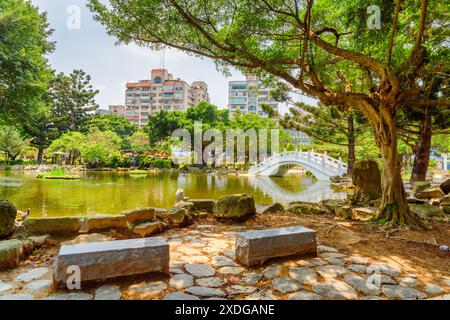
228,75,279,117
123,69,210,126
109,105,125,116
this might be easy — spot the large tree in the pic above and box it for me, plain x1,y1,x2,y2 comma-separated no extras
80,114,136,138
88,0,449,227
0,0,54,123
147,110,189,146
0,125,30,162
397,74,449,182
22,109,59,163
49,70,99,133
266,84,365,175
48,131,86,165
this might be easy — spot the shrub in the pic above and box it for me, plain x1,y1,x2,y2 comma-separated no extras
48,167,66,176
154,158,172,169
107,154,132,168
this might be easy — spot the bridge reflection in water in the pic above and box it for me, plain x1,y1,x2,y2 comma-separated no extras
247,175,347,203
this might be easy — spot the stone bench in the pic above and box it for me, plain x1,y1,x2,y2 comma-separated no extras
53,237,169,288
235,226,317,267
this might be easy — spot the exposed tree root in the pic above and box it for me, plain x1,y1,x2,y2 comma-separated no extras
376,202,427,230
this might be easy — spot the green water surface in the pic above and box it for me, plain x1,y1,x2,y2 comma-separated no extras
0,171,345,217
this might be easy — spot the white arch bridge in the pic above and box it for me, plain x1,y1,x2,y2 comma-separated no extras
248,150,347,181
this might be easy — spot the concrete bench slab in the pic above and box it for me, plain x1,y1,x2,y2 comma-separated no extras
54,237,169,288
235,226,317,267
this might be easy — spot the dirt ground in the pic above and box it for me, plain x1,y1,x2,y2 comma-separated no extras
2,212,449,294
250,213,450,281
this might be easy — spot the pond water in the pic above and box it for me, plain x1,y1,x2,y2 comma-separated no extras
0,171,346,217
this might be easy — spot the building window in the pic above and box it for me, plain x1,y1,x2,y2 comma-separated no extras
231,85,247,90
154,76,162,84
230,97,247,104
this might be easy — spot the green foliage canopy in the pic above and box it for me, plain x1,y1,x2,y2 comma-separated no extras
0,0,54,123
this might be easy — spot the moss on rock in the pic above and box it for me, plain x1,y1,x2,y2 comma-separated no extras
214,194,256,220
0,239,22,269
0,200,17,239
351,160,381,204
24,216,82,234
287,202,329,215
410,204,445,219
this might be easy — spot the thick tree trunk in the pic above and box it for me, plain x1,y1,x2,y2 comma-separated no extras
347,113,355,176
37,147,44,164
71,151,77,165
410,107,431,183
373,112,424,228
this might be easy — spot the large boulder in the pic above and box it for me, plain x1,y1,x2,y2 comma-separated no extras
189,199,216,213
132,221,164,237
441,195,450,204
174,201,194,213
0,239,22,269
439,196,450,214
85,215,128,232
262,202,285,214
330,175,352,184
155,208,170,220
123,208,155,225
440,203,450,215
287,202,329,215
351,207,377,221
214,194,256,219
168,208,191,227
415,186,445,199
335,206,353,220
410,204,445,219
351,160,381,204
0,200,17,239
319,199,351,215
412,181,431,194
0,236,47,270
439,179,450,195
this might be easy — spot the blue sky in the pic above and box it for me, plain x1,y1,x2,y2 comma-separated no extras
30,0,312,112
30,0,246,110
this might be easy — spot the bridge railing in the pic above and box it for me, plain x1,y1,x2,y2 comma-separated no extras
249,150,347,174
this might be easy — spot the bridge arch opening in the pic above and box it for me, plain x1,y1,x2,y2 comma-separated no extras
248,151,347,181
